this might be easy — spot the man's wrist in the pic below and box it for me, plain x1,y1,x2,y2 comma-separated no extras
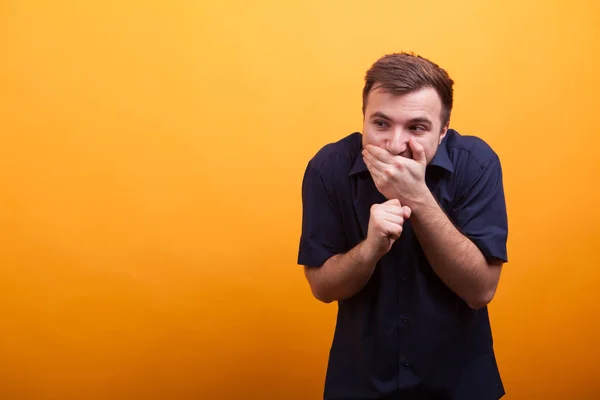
408,185,437,218
356,238,386,265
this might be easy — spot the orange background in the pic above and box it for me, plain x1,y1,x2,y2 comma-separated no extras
1,1,599,399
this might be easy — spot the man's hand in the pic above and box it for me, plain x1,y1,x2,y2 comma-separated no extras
304,198,411,303
365,199,411,257
363,138,429,207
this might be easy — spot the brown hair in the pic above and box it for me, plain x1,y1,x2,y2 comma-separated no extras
362,52,454,127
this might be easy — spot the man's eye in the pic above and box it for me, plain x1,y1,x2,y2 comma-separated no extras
374,120,388,128
410,125,426,131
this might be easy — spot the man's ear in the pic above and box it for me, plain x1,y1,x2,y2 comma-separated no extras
439,122,449,144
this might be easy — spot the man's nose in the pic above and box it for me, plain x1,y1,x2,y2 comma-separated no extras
386,129,408,155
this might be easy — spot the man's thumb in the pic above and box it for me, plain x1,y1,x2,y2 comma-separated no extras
409,138,426,165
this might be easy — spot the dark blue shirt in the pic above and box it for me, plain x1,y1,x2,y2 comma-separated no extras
298,129,509,400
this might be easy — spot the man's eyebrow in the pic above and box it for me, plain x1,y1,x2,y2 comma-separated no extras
369,111,393,121
369,113,434,126
408,117,433,125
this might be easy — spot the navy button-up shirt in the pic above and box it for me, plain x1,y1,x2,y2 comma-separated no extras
298,129,509,400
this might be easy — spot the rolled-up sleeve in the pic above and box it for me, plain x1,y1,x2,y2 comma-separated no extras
449,154,509,263
298,157,347,267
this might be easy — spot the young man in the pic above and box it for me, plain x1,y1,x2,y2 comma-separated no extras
298,53,509,399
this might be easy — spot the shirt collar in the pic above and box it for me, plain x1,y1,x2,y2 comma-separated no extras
349,134,455,176
428,134,455,173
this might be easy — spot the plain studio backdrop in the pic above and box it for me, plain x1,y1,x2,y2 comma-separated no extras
1,0,599,399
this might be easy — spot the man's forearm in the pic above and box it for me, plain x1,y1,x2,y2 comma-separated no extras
304,241,382,303
410,190,501,309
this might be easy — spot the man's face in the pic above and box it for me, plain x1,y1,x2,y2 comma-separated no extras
362,86,448,164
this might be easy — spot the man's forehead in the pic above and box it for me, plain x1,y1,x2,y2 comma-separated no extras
366,87,443,119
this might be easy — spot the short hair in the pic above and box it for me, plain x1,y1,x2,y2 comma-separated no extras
362,52,454,127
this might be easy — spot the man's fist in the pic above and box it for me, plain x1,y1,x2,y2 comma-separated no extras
365,199,411,257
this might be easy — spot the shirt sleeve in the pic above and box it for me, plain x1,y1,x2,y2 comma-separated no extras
297,157,347,267
449,154,509,263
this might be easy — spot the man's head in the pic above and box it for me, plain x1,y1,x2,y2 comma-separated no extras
361,52,454,164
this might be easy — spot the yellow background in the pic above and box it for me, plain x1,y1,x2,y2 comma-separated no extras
1,0,599,399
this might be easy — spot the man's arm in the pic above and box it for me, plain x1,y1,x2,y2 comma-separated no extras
304,199,411,303
304,241,379,303
362,138,508,309
410,190,502,309
298,153,412,304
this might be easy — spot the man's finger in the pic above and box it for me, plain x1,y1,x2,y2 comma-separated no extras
365,144,394,163
402,205,412,219
382,212,404,226
382,220,403,240
363,151,388,173
408,138,427,165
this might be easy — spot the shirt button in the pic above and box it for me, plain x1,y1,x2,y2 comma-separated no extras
403,359,411,367
400,277,406,282
403,317,409,324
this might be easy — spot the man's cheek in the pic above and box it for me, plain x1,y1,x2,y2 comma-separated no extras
363,136,377,148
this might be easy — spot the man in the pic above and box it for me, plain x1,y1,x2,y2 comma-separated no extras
297,52,509,400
